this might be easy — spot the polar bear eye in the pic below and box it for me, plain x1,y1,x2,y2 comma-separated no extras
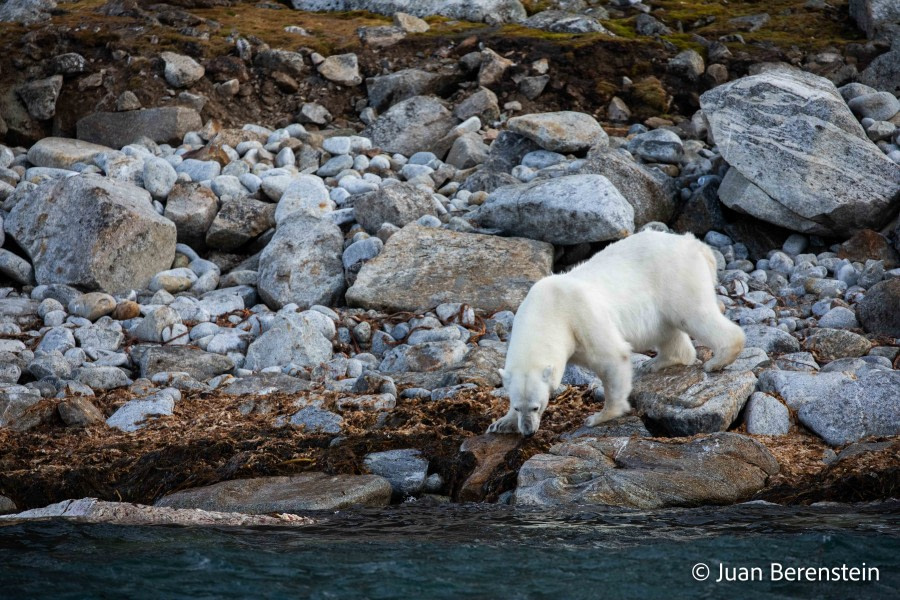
513,408,520,412
531,408,539,412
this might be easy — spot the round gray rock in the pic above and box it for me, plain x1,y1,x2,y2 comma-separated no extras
257,214,345,309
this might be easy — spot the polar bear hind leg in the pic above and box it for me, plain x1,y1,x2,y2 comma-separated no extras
679,308,745,371
645,327,697,372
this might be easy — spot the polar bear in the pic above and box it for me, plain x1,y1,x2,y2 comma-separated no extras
487,230,745,436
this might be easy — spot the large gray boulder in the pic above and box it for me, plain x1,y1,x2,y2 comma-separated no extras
856,279,900,337
205,198,275,251
577,147,677,227
156,473,392,512
346,224,553,313
135,345,234,381
515,433,779,508
472,174,634,244
289,0,527,24
243,309,334,370
482,131,541,173
758,369,900,445
164,182,219,246
0,384,42,429
367,69,446,111
361,96,457,156
362,449,429,499
0,0,56,24
850,0,900,40
701,66,900,237
353,182,439,233
379,340,469,373
631,365,758,436
744,392,790,435
4,175,176,292
106,388,180,432
160,52,205,88
26,137,116,170
523,10,611,34
859,47,900,94
0,298,39,326
257,213,345,309
741,324,800,354
253,49,306,78
76,107,202,148
317,53,362,86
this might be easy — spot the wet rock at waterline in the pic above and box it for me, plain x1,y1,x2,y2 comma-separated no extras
155,473,392,512
515,433,779,508
1,498,314,526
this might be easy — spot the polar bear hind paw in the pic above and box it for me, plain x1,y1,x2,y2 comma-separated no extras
585,405,630,426
702,358,727,372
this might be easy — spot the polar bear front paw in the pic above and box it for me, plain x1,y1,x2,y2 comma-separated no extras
487,414,519,434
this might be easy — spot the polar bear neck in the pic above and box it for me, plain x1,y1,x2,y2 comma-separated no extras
505,276,576,380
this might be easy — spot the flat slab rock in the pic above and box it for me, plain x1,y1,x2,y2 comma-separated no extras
26,137,116,170
0,498,312,527
134,345,234,381
560,415,652,440
506,111,609,153
346,224,553,313
155,473,393,512
515,432,779,509
473,174,634,245
0,298,39,326
631,365,758,436
76,107,202,149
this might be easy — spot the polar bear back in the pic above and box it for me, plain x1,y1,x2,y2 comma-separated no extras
568,230,717,293
509,231,720,361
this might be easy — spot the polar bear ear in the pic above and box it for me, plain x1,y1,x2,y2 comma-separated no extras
541,365,554,383
497,368,507,382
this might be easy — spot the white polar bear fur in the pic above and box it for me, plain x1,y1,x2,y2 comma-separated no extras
488,230,745,436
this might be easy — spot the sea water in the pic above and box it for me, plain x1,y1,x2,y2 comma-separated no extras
0,501,897,599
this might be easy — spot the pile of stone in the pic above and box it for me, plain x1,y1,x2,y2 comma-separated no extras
2,46,899,515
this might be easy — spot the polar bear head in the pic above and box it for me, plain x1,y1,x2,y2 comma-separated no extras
499,365,555,436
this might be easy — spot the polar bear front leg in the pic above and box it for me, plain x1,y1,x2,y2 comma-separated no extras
487,408,520,434
585,354,633,426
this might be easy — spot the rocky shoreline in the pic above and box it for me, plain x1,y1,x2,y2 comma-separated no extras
1,0,899,523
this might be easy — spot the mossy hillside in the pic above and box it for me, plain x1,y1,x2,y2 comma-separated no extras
3,0,863,60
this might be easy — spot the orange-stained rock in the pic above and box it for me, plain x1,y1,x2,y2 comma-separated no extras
458,433,520,502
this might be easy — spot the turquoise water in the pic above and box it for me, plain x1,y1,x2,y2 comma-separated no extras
1,501,898,599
